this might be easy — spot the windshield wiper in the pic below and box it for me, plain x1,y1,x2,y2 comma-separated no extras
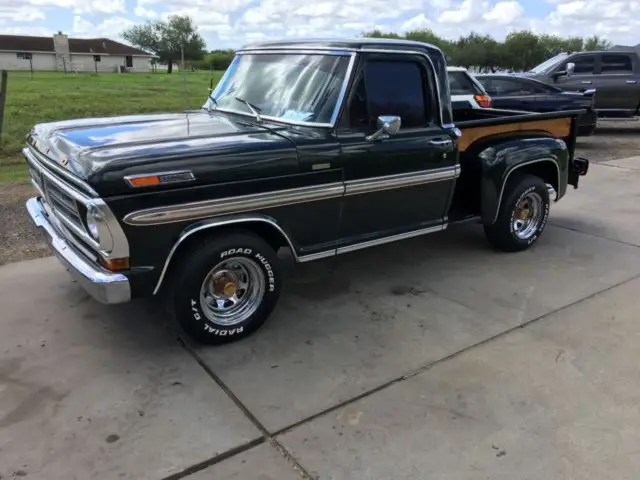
234,97,262,122
207,95,218,112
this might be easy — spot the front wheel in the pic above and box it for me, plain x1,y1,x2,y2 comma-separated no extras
170,231,282,345
484,174,550,252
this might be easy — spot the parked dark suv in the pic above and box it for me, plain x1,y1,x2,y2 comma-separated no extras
525,49,640,118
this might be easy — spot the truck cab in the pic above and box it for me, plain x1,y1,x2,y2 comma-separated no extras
527,49,640,117
23,38,590,345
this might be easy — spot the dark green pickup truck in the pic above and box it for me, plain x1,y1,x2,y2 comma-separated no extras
24,38,589,344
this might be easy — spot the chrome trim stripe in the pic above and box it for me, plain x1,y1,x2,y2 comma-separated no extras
337,224,447,254
297,250,336,263
345,165,460,196
23,146,99,197
124,182,345,227
236,48,356,55
210,51,357,129
491,158,561,224
152,215,299,295
296,224,448,262
123,166,460,227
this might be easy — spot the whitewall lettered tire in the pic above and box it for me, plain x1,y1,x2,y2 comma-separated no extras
171,231,282,345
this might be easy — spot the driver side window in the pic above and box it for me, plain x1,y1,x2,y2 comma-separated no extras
562,56,596,75
342,58,432,130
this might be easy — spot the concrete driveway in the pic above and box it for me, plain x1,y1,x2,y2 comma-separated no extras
2,157,640,480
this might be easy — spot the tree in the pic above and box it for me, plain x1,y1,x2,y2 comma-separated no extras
361,28,614,72
584,35,612,51
121,15,206,73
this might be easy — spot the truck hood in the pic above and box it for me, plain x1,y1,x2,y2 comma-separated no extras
28,110,300,196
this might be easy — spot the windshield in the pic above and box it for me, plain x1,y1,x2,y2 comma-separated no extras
528,52,569,74
205,53,352,125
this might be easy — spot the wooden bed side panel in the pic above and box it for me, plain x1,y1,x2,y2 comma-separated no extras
457,117,573,152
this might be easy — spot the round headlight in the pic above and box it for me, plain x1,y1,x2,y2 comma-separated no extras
86,211,100,241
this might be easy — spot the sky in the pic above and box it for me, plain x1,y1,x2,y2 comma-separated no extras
1,0,638,50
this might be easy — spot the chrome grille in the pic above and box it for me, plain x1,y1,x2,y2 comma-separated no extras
44,179,83,227
25,147,100,255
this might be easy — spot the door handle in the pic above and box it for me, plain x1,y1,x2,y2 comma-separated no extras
626,80,638,84
429,139,452,146
581,81,592,84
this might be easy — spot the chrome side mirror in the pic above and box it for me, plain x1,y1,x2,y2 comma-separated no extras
565,62,575,76
366,115,401,141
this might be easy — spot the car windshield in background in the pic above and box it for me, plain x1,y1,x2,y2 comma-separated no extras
448,71,483,95
528,52,569,74
206,53,351,125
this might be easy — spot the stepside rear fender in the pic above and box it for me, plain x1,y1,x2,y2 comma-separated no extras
478,136,570,224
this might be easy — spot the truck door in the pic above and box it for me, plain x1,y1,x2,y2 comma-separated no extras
334,52,459,248
594,53,640,111
553,53,600,97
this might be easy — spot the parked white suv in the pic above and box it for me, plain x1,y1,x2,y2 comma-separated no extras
448,66,492,109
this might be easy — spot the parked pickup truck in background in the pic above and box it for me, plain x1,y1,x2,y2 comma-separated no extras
23,38,590,345
474,73,598,136
525,49,640,118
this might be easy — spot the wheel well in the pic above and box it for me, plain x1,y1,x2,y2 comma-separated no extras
155,220,292,296
508,161,559,195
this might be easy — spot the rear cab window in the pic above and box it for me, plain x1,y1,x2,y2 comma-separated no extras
448,71,485,95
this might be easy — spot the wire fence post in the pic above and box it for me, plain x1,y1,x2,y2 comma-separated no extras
0,70,7,146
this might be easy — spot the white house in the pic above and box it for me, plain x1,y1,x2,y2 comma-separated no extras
0,33,155,73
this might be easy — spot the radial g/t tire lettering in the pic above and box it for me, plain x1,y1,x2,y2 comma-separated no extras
170,231,282,345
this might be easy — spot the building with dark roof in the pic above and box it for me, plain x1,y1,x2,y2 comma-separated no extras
0,33,154,72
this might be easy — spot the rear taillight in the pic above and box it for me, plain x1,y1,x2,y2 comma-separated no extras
474,94,492,108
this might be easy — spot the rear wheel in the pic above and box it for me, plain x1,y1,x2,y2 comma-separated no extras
170,231,282,345
484,174,550,252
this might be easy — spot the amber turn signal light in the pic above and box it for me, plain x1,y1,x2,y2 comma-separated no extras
126,175,161,187
474,94,493,108
99,257,130,271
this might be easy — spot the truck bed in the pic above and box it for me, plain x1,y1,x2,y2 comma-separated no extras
448,107,585,223
453,107,585,152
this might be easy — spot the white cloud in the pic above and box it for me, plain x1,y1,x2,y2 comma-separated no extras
133,5,159,19
483,1,524,24
0,5,44,21
72,15,135,36
0,0,639,50
401,13,431,31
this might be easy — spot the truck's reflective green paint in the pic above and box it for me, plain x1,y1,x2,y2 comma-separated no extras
23,37,590,300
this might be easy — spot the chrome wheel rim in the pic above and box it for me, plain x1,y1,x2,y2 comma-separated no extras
512,192,544,240
199,257,265,326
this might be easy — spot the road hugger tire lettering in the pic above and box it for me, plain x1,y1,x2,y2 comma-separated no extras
171,231,282,345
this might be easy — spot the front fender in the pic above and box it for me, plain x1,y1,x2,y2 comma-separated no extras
479,137,570,224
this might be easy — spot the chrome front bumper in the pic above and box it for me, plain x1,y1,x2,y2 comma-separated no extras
26,197,131,304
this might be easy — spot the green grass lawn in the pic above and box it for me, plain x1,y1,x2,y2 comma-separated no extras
0,70,224,180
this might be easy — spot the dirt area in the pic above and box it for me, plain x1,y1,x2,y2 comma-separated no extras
1,118,638,267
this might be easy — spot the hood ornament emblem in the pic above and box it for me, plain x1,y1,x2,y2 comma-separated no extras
59,156,69,167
